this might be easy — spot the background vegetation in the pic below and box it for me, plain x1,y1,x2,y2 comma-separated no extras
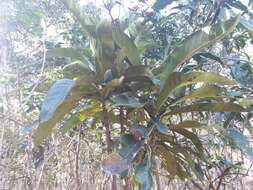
1,0,253,189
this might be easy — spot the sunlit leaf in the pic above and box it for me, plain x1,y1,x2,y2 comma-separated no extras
170,85,222,107
157,72,236,110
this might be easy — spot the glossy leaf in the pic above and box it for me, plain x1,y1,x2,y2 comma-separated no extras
34,79,96,146
157,72,236,110
158,15,240,81
39,79,75,123
112,25,141,65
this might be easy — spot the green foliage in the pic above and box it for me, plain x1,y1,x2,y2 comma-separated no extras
30,0,253,189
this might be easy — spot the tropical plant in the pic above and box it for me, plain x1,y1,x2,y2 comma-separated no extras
31,0,253,189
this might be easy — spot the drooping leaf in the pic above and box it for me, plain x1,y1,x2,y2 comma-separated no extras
165,103,245,116
156,144,188,179
157,72,236,110
158,15,240,80
102,152,129,175
134,155,153,190
226,128,253,157
173,129,204,156
112,24,141,65
111,94,144,108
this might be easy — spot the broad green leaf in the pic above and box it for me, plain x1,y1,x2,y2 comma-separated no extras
39,79,75,123
171,120,203,129
165,103,245,116
34,79,97,146
157,72,236,110
112,25,141,65
111,94,144,108
63,60,93,78
170,85,222,107
134,156,153,190
226,128,253,157
158,15,240,81
102,152,129,175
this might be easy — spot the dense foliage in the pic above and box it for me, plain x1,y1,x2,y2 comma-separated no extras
1,0,253,189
